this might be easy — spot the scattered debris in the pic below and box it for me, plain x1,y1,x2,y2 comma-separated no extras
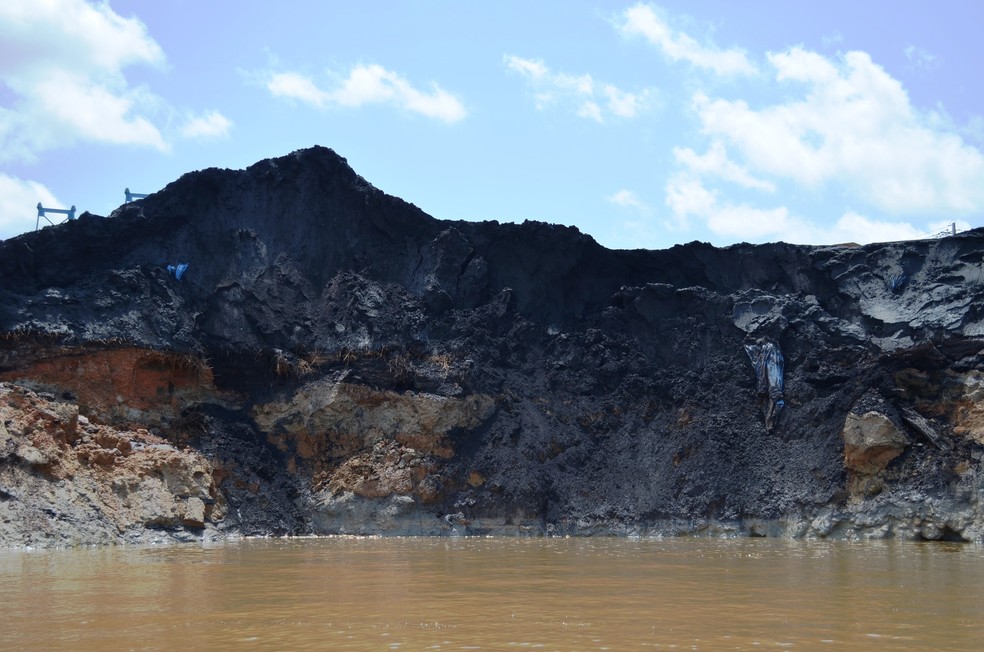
901,406,950,451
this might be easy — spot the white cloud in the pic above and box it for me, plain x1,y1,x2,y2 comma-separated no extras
0,0,164,77
577,101,603,123
36,70,166,149
692,47,984,215
665,173,716,229
604,84,645,118
965,115,984,146
665,172,949,245
617,3,757,76
904,45,940,71
502,56,548,80
504,54,654,122
832,211,925,243
619,13,982,245
267,72,330,107
821,32,844,50
608,189,652,214
0,174,62,240
673,142,775,191
706,203,793,239
266,65,466,123
0,0,169,160
777,213,969,245
780,211,933,245
180,110,233,139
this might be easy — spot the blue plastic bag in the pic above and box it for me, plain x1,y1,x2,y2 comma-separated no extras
745,340,785,429
166,263,189,280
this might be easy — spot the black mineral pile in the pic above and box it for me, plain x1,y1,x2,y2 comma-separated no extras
2,145,983,547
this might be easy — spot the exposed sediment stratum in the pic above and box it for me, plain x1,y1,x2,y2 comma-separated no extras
1,146,983,546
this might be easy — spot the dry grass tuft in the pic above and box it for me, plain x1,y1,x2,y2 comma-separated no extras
428,353,452,377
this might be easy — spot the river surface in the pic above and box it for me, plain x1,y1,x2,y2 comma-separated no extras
1,537,982,650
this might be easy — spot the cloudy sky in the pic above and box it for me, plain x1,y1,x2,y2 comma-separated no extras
2,1,983,248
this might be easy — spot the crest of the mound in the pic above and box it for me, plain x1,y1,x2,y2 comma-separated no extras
1,146,443,293
120,144,439,259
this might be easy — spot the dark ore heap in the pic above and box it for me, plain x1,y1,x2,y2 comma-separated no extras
1,146,983,546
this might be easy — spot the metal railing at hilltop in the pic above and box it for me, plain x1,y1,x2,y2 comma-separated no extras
36,202,76,231
929,222,960,239
124,188,149,203
28,186,155,233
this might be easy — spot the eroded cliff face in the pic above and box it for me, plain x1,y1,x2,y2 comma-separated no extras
0,383,222,546
1,145,982,546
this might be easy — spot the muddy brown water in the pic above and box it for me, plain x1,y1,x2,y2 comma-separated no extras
1,537,982,650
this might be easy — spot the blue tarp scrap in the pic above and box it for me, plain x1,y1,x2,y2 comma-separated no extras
888,273,907,293
745,340,784,429
166,263,189,280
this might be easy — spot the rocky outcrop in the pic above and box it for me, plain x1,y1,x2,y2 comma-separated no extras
1,145,982,546
842,391,910,476
0,383,223,546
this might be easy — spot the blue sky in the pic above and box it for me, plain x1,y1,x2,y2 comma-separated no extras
2,1,983,248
